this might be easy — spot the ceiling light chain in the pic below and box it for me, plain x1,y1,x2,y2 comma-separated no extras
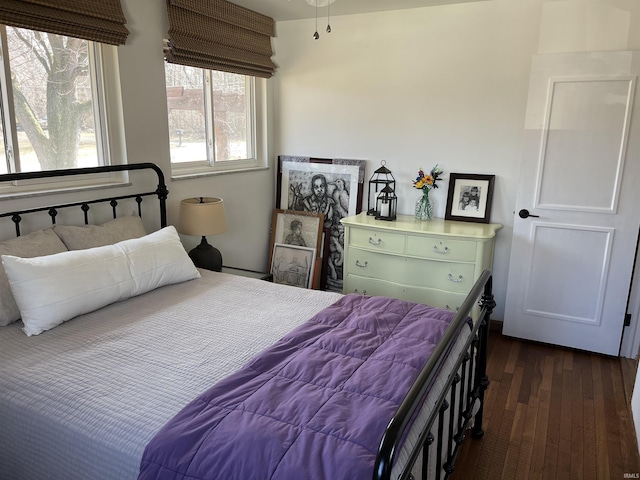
313,0,319,39
307,0,335,39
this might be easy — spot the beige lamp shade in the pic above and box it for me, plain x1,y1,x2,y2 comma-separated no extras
178,197,228,237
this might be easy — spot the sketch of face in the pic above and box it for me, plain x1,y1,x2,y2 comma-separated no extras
312,176,326,198
335,179,345,190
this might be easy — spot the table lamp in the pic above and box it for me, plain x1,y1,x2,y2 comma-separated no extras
178,197,228,271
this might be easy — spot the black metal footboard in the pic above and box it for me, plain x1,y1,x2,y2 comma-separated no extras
373,269,494,480
0,163,168,236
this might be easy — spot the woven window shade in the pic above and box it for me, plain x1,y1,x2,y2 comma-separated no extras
0,0,129,45
166,0,276,78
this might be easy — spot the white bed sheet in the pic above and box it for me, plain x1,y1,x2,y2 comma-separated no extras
0,270,342,480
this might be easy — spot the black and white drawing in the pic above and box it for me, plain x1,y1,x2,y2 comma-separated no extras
270,243,316,289
277,157,365,292
268,209,324,283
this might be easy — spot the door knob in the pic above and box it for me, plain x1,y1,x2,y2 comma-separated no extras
518,209,540,219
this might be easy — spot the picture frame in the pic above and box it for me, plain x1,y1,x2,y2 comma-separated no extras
276,156,366,292
268,209,324,276
270,243,316,289
445,173,496,223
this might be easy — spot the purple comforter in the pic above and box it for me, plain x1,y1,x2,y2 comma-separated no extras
139,294,457,480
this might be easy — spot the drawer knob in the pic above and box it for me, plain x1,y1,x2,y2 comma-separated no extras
433,245,449,255
448,273,463,283
368,237,382,246
355,260,368,268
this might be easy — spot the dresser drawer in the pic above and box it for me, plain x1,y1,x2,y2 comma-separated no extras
399,286,468,312
406,235,477,262
349,227,405,254
343,274,403,297
404,260,476,293
344,274,468,312
345,249,475,294
345,248,404,281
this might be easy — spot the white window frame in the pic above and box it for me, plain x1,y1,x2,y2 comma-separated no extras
0,26,128,195
169,71,269,179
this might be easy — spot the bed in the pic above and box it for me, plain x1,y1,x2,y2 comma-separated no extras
0,163,494,480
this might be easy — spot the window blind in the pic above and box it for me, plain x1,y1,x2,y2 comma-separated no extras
166,0,276,79
0,0,129,45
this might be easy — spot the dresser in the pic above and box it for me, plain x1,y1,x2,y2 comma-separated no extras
341,213,502,313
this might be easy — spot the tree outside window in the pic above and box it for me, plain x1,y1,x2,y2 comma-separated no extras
165,62,256,171
1,26,105,173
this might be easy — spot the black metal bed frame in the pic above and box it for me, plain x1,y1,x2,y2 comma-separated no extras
374,269,493,480
0,163,168,237
0,163,491,480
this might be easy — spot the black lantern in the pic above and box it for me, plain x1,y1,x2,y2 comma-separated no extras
367,160,395,216
375,184,397,221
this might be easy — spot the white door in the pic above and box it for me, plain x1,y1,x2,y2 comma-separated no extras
503,51,640,356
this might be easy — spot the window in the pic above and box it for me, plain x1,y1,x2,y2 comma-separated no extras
0,26,110,175
165,63,266,176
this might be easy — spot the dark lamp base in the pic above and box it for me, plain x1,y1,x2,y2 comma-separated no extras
188,236,223,272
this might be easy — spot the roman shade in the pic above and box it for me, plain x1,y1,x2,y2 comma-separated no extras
0,0,129,45
165,0,276,78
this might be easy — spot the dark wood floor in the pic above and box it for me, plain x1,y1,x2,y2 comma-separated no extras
450,331,640,479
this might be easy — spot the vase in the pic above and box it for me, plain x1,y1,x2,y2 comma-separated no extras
415,191,432,220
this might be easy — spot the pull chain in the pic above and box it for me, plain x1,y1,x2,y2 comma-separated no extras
313,0,319,39
326,0,331,33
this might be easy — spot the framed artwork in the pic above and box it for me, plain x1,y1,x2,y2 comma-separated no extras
445,173,496,223
277,156,366,292
270,243,316,289
268,209,324,275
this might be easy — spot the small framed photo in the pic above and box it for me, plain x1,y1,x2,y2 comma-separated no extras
268,209,324,274
445,173,496,223
270,243,316,289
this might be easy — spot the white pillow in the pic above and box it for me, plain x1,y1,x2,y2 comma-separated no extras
2,226,200,336
0,229,68,326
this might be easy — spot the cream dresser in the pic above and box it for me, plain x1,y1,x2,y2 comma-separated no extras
341,213,502,313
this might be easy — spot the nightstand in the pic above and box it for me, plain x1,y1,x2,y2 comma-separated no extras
221,266,273,281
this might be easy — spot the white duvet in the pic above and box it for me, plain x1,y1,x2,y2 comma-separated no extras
0,270,342,480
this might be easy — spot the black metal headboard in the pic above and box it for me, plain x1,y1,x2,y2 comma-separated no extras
0,163,168,237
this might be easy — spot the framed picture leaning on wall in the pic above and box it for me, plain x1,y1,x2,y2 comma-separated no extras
268,209,324,279
276,156,366,292
270,243,316,289
445,173,496,223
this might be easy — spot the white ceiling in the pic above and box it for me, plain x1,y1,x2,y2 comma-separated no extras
229,0,488,22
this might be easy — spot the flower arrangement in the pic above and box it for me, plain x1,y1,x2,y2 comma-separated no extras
413,165,443,220
413,165,443,192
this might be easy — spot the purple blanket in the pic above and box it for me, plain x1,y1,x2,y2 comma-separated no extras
139,294,457,480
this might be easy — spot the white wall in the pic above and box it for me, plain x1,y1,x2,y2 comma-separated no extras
272,0,640,321
273,0,543,320
117,0,277,271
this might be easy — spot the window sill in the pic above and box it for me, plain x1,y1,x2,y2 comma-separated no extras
0,176,130,201
171,164,269,181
